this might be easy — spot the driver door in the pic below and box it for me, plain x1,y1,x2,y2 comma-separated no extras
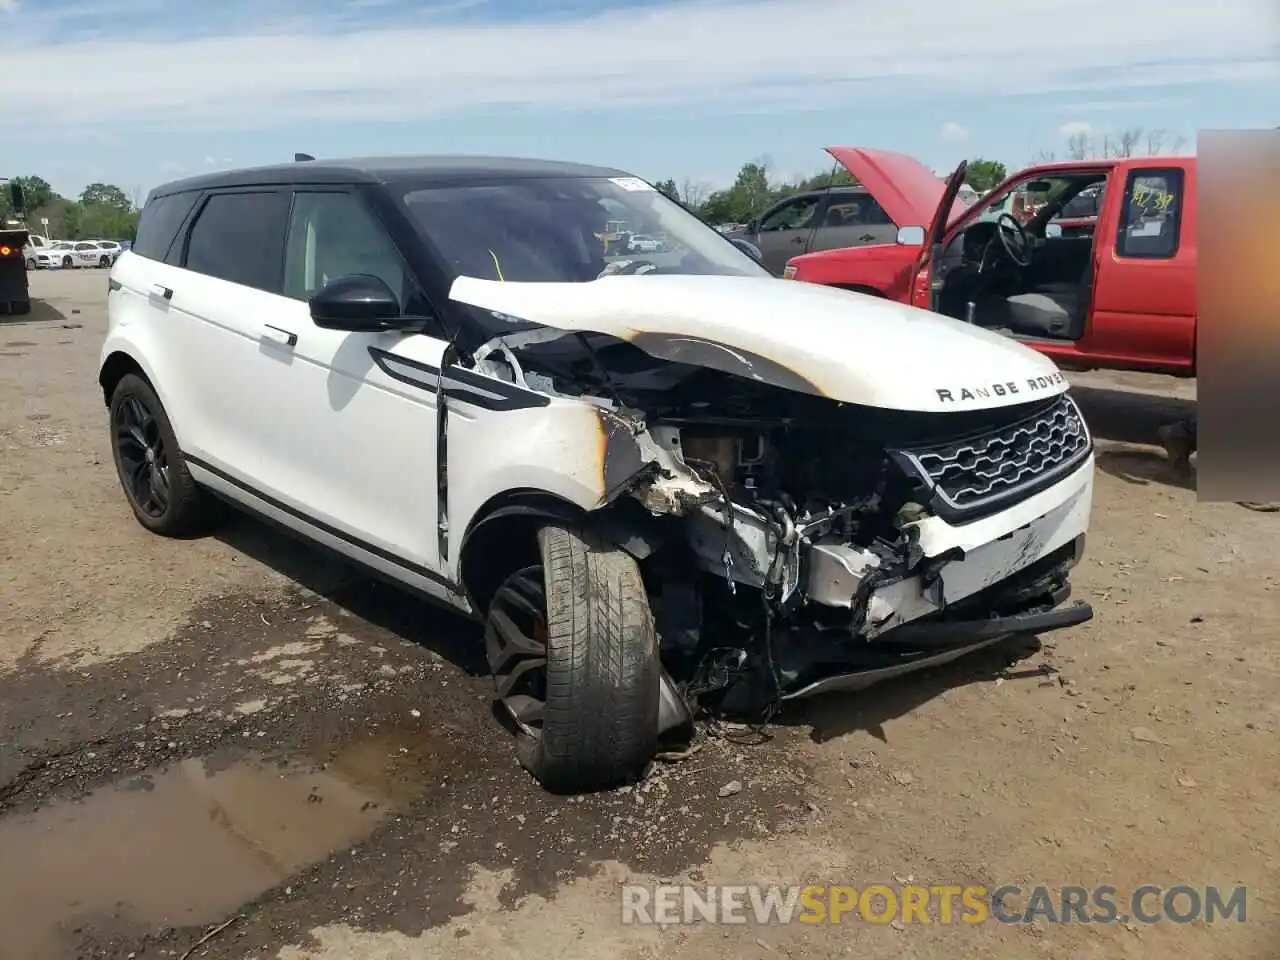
752,195,822,275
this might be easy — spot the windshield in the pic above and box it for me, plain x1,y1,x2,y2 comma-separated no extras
971,176,1091,227
972,176,1075,225
398,177,769,284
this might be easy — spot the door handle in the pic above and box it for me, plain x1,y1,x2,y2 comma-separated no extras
150,283,173,301
859,233,875,242
262,324,298,347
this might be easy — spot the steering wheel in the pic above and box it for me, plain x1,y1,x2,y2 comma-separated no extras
995,212,1033,267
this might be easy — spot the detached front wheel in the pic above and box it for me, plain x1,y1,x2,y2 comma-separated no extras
485,523,660,793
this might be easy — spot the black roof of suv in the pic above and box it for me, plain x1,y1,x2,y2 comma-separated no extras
151,156,632,199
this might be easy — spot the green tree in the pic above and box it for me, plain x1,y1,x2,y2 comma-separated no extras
79,203,138,241
964,159,1007,193
791,168,857,192
695,160,778,224
653,178,680,202
1,175,58,219
17,176,57,209
79,182,132,210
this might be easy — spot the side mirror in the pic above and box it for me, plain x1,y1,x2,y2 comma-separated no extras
7,182,25,216
896,225,926,246
1044,223,1063,239
745,219,760,234
729,237,764,264
309,274,417,331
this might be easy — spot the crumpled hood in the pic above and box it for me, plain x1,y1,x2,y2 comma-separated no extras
449,274,1068,413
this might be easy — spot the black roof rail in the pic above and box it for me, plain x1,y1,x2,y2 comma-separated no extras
294,153,315,162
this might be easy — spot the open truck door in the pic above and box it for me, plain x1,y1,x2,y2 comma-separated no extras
815,148,968,304
918,161,969,311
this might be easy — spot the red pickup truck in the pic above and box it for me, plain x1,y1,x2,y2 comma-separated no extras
785,148,1196,377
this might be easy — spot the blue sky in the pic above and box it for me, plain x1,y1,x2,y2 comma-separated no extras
1,0,1276,201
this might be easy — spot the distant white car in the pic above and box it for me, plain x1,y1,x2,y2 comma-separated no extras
35,240,77,269
67,240,115,269
628,234,662,253
93,240,124,264
22,234,53,270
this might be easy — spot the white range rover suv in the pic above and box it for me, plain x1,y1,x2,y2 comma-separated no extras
100,156,1095,793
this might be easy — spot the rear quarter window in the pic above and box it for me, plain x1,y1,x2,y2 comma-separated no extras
132,192,200,263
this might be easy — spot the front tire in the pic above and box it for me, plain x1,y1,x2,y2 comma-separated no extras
98,255,110,268
109,374,215,536
61,255,72,268
485,523,660,793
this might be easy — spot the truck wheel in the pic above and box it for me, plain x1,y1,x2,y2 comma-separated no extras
108,373,216,536
61,255,72,268
485,523,660,793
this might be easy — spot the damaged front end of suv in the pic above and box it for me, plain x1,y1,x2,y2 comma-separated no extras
445,273,1094,790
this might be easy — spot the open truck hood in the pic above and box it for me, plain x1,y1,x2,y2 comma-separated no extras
824,147,968,230
450,274,1067,414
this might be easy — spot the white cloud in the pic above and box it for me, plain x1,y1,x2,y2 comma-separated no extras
1058,121,1095,138
0,0,19,12
939,121,969,142
0,0,1276,130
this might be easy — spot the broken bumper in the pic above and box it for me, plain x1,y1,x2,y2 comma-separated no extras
781,598,1093,700
808,456,1094,636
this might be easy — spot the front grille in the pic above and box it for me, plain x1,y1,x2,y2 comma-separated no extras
892,394,1091,520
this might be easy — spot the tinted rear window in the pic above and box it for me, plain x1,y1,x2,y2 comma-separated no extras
133,192,199,262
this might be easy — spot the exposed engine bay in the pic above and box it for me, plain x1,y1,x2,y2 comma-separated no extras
466,328,1094,729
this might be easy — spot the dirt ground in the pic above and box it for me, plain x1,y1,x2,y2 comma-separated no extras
1,269,1276,960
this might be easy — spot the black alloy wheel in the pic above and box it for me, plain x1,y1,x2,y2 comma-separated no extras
108,374,216,536
485,564,550,739
114,393,171,520
483,523,661,794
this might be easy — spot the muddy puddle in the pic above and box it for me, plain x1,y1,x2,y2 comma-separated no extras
0,721,443,959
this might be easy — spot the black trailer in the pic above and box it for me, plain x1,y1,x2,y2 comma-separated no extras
1,181,31,316
1,228,31,315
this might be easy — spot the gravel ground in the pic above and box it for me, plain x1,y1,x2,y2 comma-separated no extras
1,269,1276,960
